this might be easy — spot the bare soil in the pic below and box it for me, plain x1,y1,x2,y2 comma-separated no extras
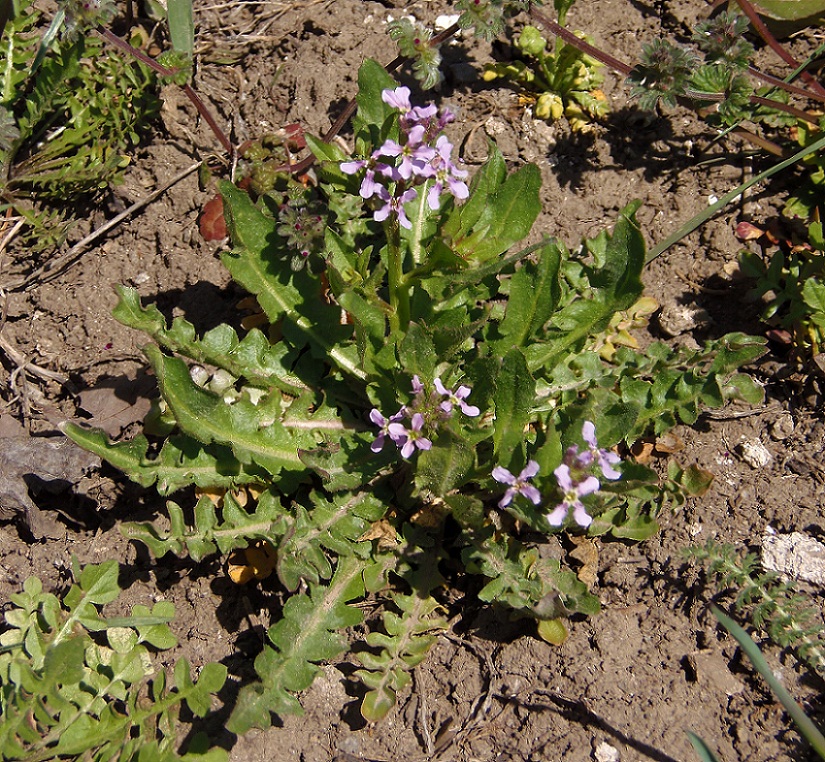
1,1,824,760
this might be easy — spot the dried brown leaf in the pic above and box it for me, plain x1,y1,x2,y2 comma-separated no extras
0,436,100,537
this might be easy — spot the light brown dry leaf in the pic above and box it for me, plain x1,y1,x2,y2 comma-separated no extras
410,498,451,528
358,518,398,550
631,437,656,464
654,431,684,455
77,371,155,436
569,536,600,588
227,540,278,584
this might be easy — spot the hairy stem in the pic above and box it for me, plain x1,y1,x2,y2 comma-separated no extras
386,216,408,332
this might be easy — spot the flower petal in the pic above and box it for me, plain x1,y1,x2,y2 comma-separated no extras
520,484,542,505
582,420,597,447
577,475,601,497
492,466,516,486
547,503,569,526
520,460,540,480
572,502,593,527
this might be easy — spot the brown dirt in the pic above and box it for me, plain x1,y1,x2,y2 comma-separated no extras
1,1,824,760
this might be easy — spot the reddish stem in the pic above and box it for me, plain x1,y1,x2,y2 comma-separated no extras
747,66,825,105
529,7,632,76
530,7,820,134
732,0,825,99
97,27,233,155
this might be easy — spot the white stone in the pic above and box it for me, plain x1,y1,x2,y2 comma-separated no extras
762,532,825,585
594,741,621,762
737,438,772,469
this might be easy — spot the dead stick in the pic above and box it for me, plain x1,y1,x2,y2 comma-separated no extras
2,162,201,291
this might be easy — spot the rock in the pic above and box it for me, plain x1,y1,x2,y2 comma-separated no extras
594,741,621,762
769,413,794,441
762,532,825,585
658,304,712,337
736,438,772,469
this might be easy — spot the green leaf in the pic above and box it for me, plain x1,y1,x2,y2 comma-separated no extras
166,0,194,56
452,162,542,264
610,514,659,541
750,0,825,20
536,618,568,645
398,322,437,379
218,182,364,380
352,59,398,148
228,556,366,733
112,285,308,395
74,560,121,606
493,348,535,462
498,244,561,347
61,424,268,495
686,731,723,762
143,346,311,479
415,432,475,496
355,565,446,722
586,199,645,310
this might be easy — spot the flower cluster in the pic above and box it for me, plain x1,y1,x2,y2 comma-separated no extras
492,421,622,529
276,200,326,270
341,87,469,229
370,376,479,458
60,0,116,37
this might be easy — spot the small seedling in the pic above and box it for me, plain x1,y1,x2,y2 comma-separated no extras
739,219,825,363
0,559,228,761
483,24,608,130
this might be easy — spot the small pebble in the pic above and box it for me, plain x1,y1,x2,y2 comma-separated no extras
435,14,460,30
770,413,794,441
594,741,621,762
657,304,712,337
736,438,772,469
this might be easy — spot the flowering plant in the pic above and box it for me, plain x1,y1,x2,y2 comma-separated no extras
64,59,765,730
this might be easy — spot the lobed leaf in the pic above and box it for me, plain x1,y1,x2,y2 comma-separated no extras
228,556,366,734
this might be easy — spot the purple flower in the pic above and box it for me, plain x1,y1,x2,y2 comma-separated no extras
382,86,412,112
425,135,469,210
397,413,432,458
340,158,367,175
408,103,439,127
381,87,440,130
547,464,600,528
492,460,542,508
581,421,622,480
369,408,406,453
373,186,418,229
376,126,436,181
341,159,386,199
434,378,480,416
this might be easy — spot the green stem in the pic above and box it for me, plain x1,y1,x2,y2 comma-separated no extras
647,131,825,261
713,606,825,760
386,217,409,331
409,181,429,267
